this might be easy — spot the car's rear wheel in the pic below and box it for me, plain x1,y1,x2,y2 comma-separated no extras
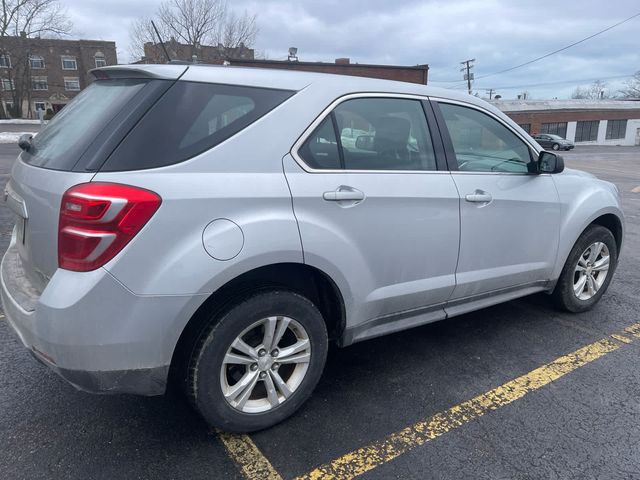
552,225,617,312
552,143,560,151
187,290,328,432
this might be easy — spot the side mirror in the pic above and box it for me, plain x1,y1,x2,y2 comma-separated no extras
538,151,564,174
18,133,33,152
355,135,374,150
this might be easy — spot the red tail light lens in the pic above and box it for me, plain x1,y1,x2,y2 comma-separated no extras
58,183,161,272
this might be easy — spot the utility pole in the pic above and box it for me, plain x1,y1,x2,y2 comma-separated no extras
460,58,475,95
486,88,495,100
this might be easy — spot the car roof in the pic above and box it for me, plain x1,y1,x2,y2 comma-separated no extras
97,63,483,108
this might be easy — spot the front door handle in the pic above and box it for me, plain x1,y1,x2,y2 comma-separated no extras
465,190,492,203
323,186,365,202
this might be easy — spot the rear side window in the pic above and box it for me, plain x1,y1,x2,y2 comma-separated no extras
298,116,341,169
298,97,437,171
101,82,294,171
22,79,150,170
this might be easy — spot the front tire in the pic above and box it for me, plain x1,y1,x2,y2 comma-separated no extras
552,225,617,312
187,290,328,432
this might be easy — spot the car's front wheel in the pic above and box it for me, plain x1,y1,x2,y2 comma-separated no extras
552,225,617,312
187,290,328,432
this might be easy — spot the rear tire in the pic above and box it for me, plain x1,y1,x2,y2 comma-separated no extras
187,290,328,432
552,143,560,151
552,225,617,312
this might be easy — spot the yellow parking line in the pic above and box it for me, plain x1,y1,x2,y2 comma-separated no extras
296,337,621,480
218,431,283,480
624,323,640,338
611,333,633,344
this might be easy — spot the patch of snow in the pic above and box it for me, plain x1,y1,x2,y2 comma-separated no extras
0,132,34,143
0,119,42,124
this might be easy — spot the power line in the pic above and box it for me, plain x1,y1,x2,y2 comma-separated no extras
431,11,640,84
476,11,640,80
471,73,634,91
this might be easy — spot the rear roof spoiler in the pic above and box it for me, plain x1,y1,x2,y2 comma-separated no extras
90,65,188,81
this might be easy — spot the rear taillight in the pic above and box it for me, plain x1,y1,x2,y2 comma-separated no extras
58,183,161,272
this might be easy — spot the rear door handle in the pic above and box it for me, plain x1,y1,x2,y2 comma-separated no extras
464,191,492,203
323,186,365,202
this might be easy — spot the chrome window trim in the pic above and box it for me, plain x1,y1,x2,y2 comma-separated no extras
291,92,545,175
291,92,445,174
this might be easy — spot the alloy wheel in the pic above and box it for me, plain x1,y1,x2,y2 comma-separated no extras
220,316,311,413
573,242,610,300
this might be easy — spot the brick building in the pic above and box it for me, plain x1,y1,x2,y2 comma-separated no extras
0,35,117,118
492,99,640,146
139,39,254,64
137,40,428,85
226,58,430,85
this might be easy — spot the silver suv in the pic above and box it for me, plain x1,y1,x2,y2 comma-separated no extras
1,65,624,432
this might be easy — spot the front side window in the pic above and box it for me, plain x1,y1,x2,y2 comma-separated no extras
30,55,45,69
299,97,437,171
61,56,77,70
439,102,533,173
575,120,599,142
32,76,48,91
64,77,80,91
606,119,627,140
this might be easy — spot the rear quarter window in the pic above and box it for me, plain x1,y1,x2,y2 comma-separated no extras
101,82,294,171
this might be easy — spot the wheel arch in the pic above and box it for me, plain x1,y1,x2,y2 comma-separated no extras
552,207,624,282
168,262,347,385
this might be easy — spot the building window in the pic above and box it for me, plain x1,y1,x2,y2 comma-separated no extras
31,76,48,91
0,55,10,68
94,53,106,68
64,77,80,91
540,122,567,138
61,56,77,70
575,120,599,142
518,123,531,134
606,119,627,140
4,101,14,115
34,101,46,111
29,55,45,69
1,78,15,91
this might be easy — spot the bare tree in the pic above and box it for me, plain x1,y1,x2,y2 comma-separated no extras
0,0,72,118
619,71,640,99
128,16,171,62
571,79,610,100
221,10,257,49
128,0,258,62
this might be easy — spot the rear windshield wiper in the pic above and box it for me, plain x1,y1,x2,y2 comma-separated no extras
18,134,33,152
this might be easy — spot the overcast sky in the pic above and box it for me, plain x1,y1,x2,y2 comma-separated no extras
65,0,640,99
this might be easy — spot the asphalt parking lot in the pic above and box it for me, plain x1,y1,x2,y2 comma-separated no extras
0,144,638,480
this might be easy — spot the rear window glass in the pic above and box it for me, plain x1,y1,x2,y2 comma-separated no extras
22,79,150,170
101,82,295,171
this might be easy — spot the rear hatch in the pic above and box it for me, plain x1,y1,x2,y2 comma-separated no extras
5,67,184,293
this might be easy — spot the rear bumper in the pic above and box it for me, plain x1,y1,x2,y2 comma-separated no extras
1,236,203,395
